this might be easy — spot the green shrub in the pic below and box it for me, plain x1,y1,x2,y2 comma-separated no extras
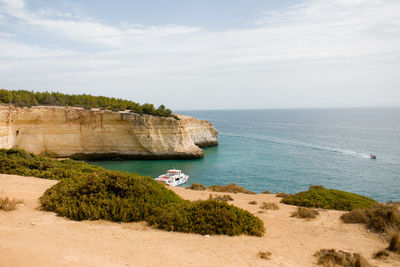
0,148,103,180
209,183,256,194
281,186,377,211
0,89,175,118
341,204,400,233
147,200,265,236
275,192,291,198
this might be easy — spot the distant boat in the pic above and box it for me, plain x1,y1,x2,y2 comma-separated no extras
370,154,377,159
155,169,189,186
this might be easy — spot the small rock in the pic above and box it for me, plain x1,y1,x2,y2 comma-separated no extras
205,235,211,238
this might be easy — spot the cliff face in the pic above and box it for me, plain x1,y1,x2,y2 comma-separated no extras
0,106,218,159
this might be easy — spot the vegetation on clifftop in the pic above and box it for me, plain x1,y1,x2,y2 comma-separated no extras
281,185,377,211
0,148,265,236
0,89,175,118
341,203,400,233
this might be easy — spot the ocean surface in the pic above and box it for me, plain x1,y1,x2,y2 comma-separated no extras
91,108,400,202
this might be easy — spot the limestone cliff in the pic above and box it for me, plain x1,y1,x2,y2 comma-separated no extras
0,106,218,159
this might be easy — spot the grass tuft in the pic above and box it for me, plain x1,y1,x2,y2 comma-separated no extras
186,183,207,191
291,207,319,219
249,200,257,205
373,249,389,259
314,249,371,267
209,194,234,202
260,202,279,210
258,251,271,260
281,185,377,211
341,204,400,233
209,183,256,194
388,232,400,253
0,197,23,211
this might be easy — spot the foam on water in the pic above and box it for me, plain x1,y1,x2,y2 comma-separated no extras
221,133,372,159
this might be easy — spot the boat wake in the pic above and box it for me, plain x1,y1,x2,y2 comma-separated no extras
221,133,371,159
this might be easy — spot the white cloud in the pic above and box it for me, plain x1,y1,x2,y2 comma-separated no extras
0,0,24,9
0,0,399,109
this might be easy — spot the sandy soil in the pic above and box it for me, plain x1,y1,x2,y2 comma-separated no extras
0,174,398,267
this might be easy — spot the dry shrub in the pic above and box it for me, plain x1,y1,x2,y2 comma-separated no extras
258,251,271,260
387,201,400,208
262,190,271,194
260,202,279,210
186,183,207,191
0,197,23,211
291,207,319,219
341,204,400,233
249,200,257,205
209,194,233,202
209,183,255,194
373,249,389,259
388,232,400,253
276,192,291,198
314,249,371,267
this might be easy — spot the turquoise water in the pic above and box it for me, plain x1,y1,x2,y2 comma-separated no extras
91,108,400,202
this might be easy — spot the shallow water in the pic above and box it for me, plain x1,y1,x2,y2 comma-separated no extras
91,107,400,202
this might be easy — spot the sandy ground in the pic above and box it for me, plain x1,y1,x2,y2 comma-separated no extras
0,174,398,267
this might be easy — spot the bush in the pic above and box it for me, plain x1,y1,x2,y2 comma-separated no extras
186,183,207,191
209,183,255,194
291,207,319,219
388,233,400,253
148,200,265,236
0,89,175,118
281,186,377,211
0,197,23,211
262,190,271,194
341,204,400,233
275,192,291,198
260,202,279,210
249,201,257,205
314,249,371,267
0,148,103,180
209,194,234,202
1,148,265,237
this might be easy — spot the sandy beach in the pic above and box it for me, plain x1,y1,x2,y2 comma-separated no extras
0,174,397,267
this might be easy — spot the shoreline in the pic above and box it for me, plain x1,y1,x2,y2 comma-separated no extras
0,174,396,267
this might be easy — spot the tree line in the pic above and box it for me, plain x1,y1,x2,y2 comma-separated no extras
0,89,174,118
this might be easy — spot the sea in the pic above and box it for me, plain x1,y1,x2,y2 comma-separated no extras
91,108,400,203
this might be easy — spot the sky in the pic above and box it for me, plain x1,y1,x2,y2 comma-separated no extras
0,0,399,110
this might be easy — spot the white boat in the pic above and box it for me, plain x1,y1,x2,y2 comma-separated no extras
155,169,189,186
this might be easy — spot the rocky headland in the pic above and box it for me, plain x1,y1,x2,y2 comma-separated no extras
0,106,218,159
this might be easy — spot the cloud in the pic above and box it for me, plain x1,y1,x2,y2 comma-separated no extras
0,0,399,109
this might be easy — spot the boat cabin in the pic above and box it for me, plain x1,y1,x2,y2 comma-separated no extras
167,169,181,177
